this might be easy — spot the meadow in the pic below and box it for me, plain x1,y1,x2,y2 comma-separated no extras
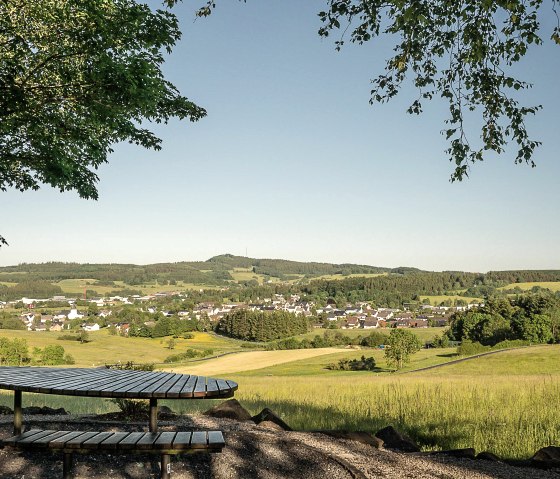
0,327,558,460
418,295,482,305
498,281,560,292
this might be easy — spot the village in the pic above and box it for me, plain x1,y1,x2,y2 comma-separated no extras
0,292,480,334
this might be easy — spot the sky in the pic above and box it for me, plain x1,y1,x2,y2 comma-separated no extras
1,1,559,272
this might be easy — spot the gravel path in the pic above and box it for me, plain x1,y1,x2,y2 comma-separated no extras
0,415,558,479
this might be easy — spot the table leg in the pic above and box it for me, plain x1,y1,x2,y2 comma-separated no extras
160,454,171,479
13,390,22,436
149,398,158,433
63,452,74,479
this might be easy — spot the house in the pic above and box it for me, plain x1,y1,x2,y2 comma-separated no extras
67,308,84,320
82,323,100,332
343,317,360,329
362,319,381,329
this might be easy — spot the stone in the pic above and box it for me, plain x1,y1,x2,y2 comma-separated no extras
318,431,384,449
251,408,292,431
203,399,252,421
431,448,476,459
0,405,13,415
476,451,501,462
22,406,67,415
532,446,560,468
375,426,420,452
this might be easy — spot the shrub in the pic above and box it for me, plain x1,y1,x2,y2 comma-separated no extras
326,355,377,371
111,398,149,417
106,361,155,371
457,340,490,356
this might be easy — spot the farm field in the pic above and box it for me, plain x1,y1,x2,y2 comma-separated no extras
418,294,481,305
0,330,242,367
310,273,387,281
298,327,447,343
498,281,560,292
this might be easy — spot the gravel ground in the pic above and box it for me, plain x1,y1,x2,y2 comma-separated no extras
0,414,558,479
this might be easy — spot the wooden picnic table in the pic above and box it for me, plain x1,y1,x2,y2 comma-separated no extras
0,366,238,435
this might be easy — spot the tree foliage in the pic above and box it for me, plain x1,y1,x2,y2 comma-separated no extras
384,328,422,370
0,0,204,210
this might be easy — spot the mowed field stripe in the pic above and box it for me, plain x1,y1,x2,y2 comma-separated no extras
166,348,342,375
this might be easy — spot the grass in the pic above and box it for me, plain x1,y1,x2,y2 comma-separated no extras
298,327,447,343
498,281,560,292
310,273,387,281
418,295,481,305
0,330,242,367
0,329,558,460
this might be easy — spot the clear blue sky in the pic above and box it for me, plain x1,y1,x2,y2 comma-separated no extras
1,1,559,272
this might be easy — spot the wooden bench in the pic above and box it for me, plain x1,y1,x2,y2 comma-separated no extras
0,429,225,479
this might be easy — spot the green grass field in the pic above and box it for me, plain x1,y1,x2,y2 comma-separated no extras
0,330,242,367
298,327,446,343
499,281,560,292
418,295,482,305
0,328,558,460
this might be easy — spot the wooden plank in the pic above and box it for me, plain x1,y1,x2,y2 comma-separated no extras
172,432,192,449
116,431,146,450
49,431,90,449
164,374,191,398
2,429,50,445
120,372,171,397
63,432,100,449
135,433,160,450
193,377,207,398
99,432,130,449
153,432,177,450
18,430,58,444
149,374,184,399
205,378,220,397
178,375,198,397
82,432,115,449
132,373,180,398
216,379,230,394
28,431,74,447
207,431,225,449
190,431,208,449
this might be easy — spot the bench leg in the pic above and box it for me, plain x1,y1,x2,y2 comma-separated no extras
13,390,22,436
160,454,171,479
149,398,158,433
63,452,73,479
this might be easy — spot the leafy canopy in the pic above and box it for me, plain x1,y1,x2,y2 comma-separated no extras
200,0,559,180
0,0,205,202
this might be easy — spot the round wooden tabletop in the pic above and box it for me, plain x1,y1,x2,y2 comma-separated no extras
0,366,237,399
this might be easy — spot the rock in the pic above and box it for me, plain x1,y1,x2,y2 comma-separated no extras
22,406,67,415
532,446,560,468
251,408,292,431
318,431,384,449
0,405,13,415
375,426,420,453
256,420,285,431
203,399,252,421
476,451,501,462
431,448,476,459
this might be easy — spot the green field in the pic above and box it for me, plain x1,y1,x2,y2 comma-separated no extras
419,295,481,305
499,281,560,292
311,273,387,281
298,327,446,343
0,328,558,460
0,330,242,367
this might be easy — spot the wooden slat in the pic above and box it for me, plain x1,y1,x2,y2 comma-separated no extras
121,372,171,397
82,432,115,449
99,432,130,449
17,430,58,444
49,431,90,449
63,432,101,449
149,374,184,399
132,373,179,398
164,374,191,398
205,378,220,397
190,431,208,448
172,432,192,449
178,375,198,397
135,433,160,450
193,377,207,398
116,432,145,450
153,432,177,449
28,431,73,447
207,431,225,448
2,429,50,445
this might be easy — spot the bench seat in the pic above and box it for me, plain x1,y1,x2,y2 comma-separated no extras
1,429,225,478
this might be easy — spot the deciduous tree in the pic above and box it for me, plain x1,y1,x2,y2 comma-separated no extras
384,328,422,370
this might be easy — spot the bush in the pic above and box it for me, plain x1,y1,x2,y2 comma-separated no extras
106,362,155,371
326,355,377,371
111,398,149,417
163,348,214,363
457,340,490,356
491,339,532,349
